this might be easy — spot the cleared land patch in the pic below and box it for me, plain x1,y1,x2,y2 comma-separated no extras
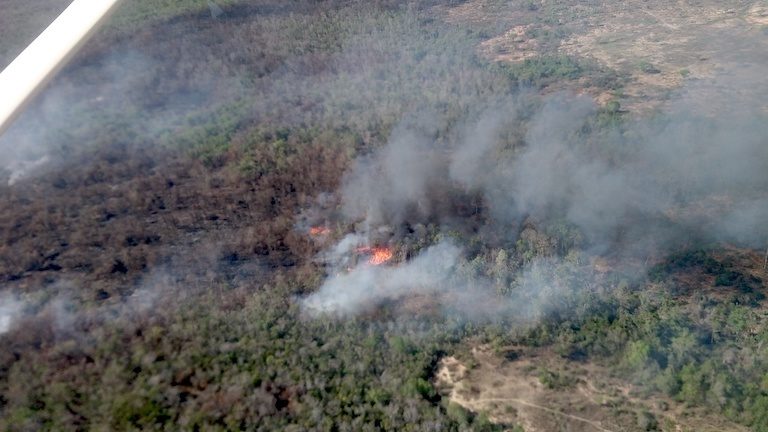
436,345,749,432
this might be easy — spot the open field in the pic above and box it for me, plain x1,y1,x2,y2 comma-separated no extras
440,0,768,113
437,345,749,432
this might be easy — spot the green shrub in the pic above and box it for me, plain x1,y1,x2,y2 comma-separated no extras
638,61,661,74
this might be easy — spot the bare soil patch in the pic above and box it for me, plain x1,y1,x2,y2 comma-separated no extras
435,345,748,432
443,0,768,113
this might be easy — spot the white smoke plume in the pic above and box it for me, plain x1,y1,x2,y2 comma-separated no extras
0,294,24,335
302,241,461,316
302,74,768,318
0,266,193,344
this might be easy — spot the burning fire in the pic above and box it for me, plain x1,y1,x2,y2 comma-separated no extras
309,226,331,236
356,246,394,266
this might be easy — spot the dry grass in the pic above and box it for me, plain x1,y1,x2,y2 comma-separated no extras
440,0,768,113
435,344,749,432
557,0,768,112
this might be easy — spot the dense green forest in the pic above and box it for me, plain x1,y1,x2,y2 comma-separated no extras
1,1,767,431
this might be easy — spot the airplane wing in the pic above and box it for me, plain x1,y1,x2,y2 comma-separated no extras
0,0,122,136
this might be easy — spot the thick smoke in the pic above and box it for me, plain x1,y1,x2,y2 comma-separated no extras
2,2,765,321
303,240,461,316
302,239,587,325
346,90,768,248
341,114,444,228
302,78,768,317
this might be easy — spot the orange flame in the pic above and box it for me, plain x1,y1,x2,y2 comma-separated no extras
356,246,394,266
309,226,331,236
369,247,394,265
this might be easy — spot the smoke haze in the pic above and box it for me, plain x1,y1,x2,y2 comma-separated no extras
1,1,766,322
0,295,23,335
303,240,461,315
303,75,768,317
